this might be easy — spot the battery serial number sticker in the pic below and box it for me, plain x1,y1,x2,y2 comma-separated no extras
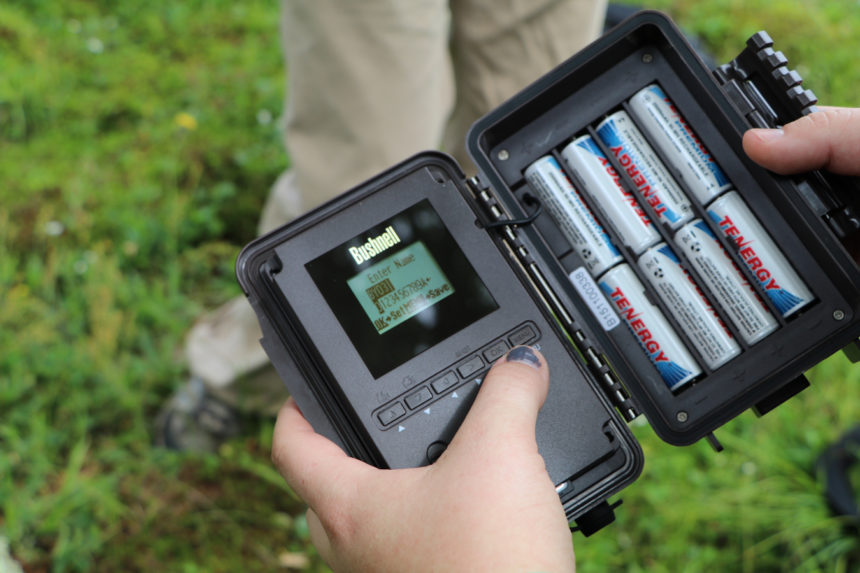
569,267,620,331
347,241,454,334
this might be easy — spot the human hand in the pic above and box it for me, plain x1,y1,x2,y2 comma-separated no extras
272,346,576,573
742,106,860,176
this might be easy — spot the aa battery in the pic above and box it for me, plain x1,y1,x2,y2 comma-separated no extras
675,220,778,345
595,110,693,230
561,134,661,255
524,156,623,277
599,264,701,391
638,243,741,370
628,84,732,204
707,191,814,317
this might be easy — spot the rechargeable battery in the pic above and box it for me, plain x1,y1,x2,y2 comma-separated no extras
561,134,661,255
628,84,732,204
675,220,778,345
525,156,623,277
599,263,701,391
638,243,741,370
595,110,693,230
707,191,814,318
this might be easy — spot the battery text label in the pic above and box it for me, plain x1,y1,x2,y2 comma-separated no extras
609,145,669,219
713,214,782,291
597,155,653,227
656,88,729,186
569,267,620,331
605,286,669,363
576,138,653,229
659,244,732,334
349,226,401,265
665,98,713,165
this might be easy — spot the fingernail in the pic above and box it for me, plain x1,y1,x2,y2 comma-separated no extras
752,127,784,141
505,345,542,369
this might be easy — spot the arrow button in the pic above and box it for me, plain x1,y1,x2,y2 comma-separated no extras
376,402,405,426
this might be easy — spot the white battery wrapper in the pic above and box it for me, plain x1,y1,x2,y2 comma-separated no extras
600,263,701,391
638,243,741,370
707,191,814,318
675,220,778,345
596,110,693,230
525,156,623,277
629,84,732,204
562,134,661,255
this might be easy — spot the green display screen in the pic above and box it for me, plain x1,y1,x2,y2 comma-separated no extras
305,200,498,378
346,241,455,335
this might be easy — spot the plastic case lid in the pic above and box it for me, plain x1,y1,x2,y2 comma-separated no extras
464,10,860,445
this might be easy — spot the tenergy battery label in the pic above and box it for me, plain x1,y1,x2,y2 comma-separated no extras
707,191,814,317
629,84,731,204
675,219,778,345
596,111,693,230
600,264,700,390
562,135,660,255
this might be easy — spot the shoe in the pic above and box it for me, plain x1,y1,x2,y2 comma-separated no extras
155,377,240,453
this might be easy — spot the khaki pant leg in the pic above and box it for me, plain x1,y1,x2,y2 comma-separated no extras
188,0,606,412
443,0,607,171
185,297,289,414
187,0,454,411
279,0,454,214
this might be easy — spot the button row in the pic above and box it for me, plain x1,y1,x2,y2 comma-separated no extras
374,322,539,427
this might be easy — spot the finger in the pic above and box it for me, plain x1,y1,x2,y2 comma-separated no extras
271,398,371,511
742,107,860,175
449,346,550,455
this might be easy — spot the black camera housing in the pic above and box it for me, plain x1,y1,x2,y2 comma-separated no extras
237,12,860,534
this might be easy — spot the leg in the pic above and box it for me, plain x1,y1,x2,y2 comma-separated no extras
443,0,608,171
279,0,454,214
192,0,455,389
167,0,456,451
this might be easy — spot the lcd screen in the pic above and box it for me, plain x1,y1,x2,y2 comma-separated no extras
346,241,455,335
306,200,498,378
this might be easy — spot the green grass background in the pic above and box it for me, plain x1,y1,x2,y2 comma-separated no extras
1,0,858,571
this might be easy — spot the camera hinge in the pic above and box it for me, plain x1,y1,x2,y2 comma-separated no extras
466,176,638,422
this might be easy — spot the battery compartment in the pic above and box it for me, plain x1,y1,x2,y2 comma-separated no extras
467,12,860,444
529,94,809,381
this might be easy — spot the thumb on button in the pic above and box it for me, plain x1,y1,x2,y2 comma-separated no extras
430,345,574,572
447,345,550,460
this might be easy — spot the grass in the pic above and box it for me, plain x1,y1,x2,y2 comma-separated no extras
1,0,858,571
